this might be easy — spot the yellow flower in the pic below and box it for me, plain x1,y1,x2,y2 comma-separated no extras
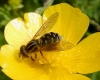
0,3,100,80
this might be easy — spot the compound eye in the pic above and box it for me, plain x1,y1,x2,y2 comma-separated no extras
20,45,29,58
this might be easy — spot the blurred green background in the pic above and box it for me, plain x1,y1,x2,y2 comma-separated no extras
0,0,100,80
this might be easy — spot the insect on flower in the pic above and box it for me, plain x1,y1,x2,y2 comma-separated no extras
19,12,74,60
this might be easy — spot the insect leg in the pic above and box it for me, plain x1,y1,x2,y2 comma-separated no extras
19,54,20,57
40,51,49,63
35,53,37,60
30,52,38,61
31,56,35,61
31,53,37,61
40,51,44,58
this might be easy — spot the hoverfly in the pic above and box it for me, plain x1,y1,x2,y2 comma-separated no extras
19,12,74,60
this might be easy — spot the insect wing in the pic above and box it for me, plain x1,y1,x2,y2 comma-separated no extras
33,12,59,39
54,40,74,51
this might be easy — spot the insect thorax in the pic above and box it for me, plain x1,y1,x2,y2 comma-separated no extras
25,40,39,53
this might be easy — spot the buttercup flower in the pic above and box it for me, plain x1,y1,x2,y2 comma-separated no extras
0,3,100,80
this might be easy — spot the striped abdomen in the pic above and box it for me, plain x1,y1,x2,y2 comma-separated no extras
37,32,61,50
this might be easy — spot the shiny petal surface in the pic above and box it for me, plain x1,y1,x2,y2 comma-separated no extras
43,3,89,45
49,68,90,80
5,13,42,49
63,32,100,74
24,12,42,39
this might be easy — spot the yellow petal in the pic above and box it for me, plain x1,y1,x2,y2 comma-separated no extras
24,12,42,39
64,32,100,74
69,74,90,80
75,32,100,74
49,67,90,80
0,45,49,80
0,45,90,80
43,3,89,45
5,18,28,48
5,13,42,49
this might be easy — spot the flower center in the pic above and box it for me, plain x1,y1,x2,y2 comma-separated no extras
32,51,65,67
